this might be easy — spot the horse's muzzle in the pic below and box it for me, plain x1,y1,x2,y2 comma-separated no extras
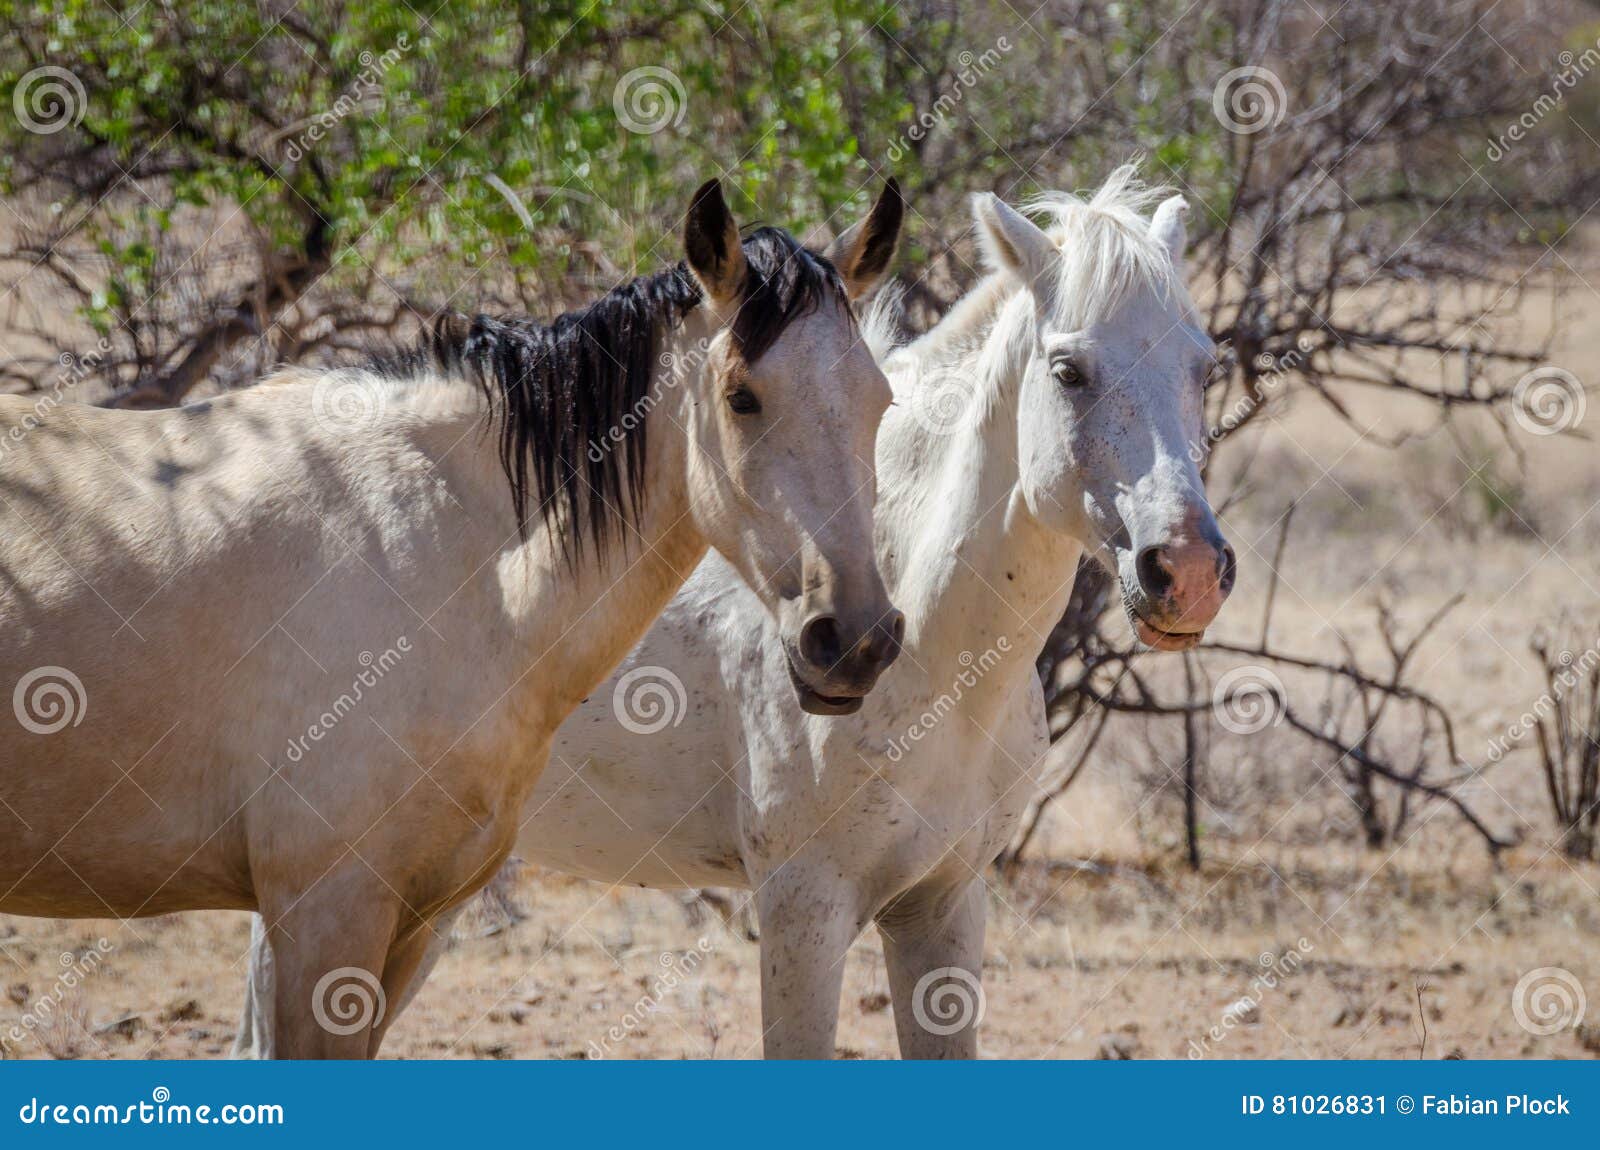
1124,514,1236,651
785,609,905,714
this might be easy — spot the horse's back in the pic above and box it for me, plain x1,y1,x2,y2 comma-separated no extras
0,382,473,916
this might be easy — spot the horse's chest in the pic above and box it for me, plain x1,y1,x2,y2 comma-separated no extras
889,754,1033,863
746,718,1038,877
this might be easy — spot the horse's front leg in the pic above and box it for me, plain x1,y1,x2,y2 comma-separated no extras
364,918,445,1058
876,878,987,1059
257,864,403,1059
754,866,865,1059
234,903,466,1059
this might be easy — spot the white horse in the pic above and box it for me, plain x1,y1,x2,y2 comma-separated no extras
0,178,907,1058
238,166,1234,1058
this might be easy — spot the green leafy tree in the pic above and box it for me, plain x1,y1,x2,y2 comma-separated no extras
0,0,903,401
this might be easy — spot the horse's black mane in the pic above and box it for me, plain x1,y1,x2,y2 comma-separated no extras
369,227,846,558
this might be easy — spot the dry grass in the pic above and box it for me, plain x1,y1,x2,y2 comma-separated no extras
1,825,1596,1059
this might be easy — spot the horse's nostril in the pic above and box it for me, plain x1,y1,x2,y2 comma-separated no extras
868,610,905,670
799,615,844,670
1219,544,1237,596
1136,545,1173,599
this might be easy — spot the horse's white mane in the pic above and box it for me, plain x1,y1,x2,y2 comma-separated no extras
860,281,907,362
1023,163,1193,329
878,164,1196,389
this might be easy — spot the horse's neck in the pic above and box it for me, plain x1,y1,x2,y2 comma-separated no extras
877,294,1083,702
433,316,713,724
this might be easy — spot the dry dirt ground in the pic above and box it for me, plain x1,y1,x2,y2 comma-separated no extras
4,270,1600,1060
2,832,1599,1060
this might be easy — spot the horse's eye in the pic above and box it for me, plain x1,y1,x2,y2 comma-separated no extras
727,388,761,415
1052,360,1083,388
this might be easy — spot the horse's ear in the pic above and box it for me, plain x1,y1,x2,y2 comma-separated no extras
971,192,1055,289
1150,195,1189,270
823,178,904,301
685,178,748,305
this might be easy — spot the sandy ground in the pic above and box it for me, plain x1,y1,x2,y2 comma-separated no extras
3,255,1600,1061
3,821,1598,1060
